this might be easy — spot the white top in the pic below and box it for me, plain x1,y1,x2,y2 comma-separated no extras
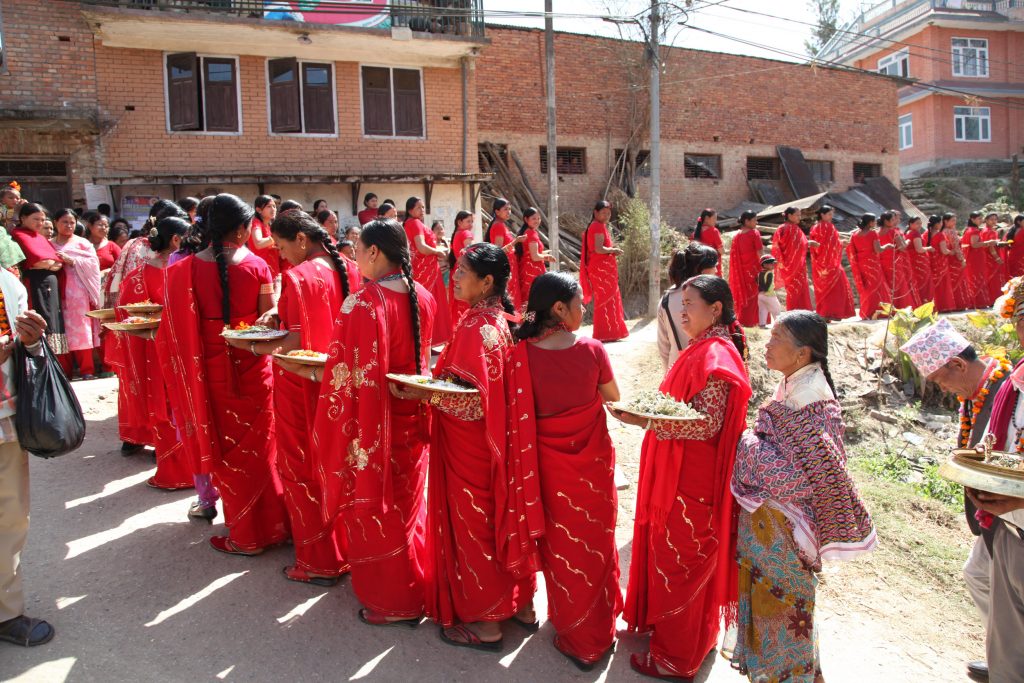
773,362,834,411
983,392,1024,529
656,287,690,371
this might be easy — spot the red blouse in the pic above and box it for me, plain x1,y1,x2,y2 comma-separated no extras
526,336,612,416
193,253,273,321
95,240,122,271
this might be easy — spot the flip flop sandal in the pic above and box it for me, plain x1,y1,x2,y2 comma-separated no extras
553,635,595,672
357,608,420,628
209,535,264,556
0,616,55,647
438,624,503,652
282,566,340,587
629,652,692,682
509,614,540,633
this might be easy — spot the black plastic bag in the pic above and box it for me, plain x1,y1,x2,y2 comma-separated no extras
13,339,85,457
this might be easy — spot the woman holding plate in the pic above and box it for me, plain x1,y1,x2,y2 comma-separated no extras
609,275,752,680
159,193,288,556
246,210,360,585
302,218,436,623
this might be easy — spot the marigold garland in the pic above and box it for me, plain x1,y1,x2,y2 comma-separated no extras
958,357,1011,448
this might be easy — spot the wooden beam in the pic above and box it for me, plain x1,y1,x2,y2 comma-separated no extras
423,179,434,214
350,181,361,216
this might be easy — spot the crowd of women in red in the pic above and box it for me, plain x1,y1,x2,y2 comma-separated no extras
711,204,1024,325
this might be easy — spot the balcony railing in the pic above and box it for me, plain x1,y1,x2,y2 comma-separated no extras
78,0,485,38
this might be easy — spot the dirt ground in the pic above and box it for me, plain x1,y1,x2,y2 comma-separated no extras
0,317,982,683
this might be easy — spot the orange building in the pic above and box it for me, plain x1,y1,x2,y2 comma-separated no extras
820,0,1024,178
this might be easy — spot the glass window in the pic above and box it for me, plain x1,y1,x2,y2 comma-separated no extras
952,37,988,78
878,50,909,78
899,114,913,150
954,106,991,142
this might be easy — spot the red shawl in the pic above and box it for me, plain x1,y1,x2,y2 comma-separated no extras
809,221,855,319
729,228,762,327
433,300,542,576
12,227,58,266
770,222,811,310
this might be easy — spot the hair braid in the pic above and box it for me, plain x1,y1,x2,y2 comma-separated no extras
399,259,423,373
212,240,231,325
816,353,838,399
315,228,351,299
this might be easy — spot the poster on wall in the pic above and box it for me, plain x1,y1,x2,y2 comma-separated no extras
263,0,390,28
84,183,113,211
121,195,160,231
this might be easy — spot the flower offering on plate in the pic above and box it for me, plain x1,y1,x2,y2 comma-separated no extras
385,373,479,395
85,308,115,321
119,300,163,315
610,390,705,422
220,322,288,342
104,316,161,332
273,350,328,366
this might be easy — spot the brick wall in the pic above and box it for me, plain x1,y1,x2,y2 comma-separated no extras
477,26,899,225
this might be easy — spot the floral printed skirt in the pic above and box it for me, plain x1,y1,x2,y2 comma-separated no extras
729,506,820,683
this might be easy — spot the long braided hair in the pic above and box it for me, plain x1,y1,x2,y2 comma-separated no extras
462,242,516,326
270,211,351,300
361,219,423,373
776,310,838,398
204,194,255,326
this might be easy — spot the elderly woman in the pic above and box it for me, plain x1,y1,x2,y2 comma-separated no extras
730,311,876,683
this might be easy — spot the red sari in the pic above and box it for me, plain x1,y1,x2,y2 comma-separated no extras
94,240,121,271
512,337,621,663
117,263,193,488
770,222,812,311
276,258,358,576
980,225,1007,303
808,221,854,320
878,228,914,309
697,226,724,276
426,299,540,627
930,231,957,312
624,327,752,677
581,221,629,342
729,228,762,328
357,208,377,225
949,230,973,310
448,228,473,330
1006,231,1024,277
157,253,288,552
313,277,436,616
961,226,990,308
487,221,522,310
846,229,889,319
904,227,933,307
248,216,281,277
404,217,450,345
518,227,548,305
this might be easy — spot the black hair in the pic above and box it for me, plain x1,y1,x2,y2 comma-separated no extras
254,195,275,211
377,202,395,217
111,217,131,231
738,209,758,227
783,206,800,220
694,208,716,242
1008,214,1024,242
345,225,360,238
907,215,922,227
462,242,516,321
18,202,44,221
53,208,76,224
927,215,942,237
941,212,956,225
448,210,474,269
362,192,377,207
313,199,327,212
985,212,999,220
958,346,978,362
148,199,179,220
680,275,746,359
82,210,104,228
485,197,510,243
815,204,834,221
515,272,580,341
967,210,983,228
315,209,334,226
593,200,612,215
776,310,837,398
383,198,395,207
108,222,129,242
879,210,896,228
138,199,187,238
339,239,354,250
360,219,423,372
405,196,422,214
279,199,303,213
206,194,256,325
271,210,351,300
515,207,540,258
431,220,444,232
149,216,190,253
75,222,86,238
97,203,112,217
668,243,719,287
179,197,200,214
857,213,877,230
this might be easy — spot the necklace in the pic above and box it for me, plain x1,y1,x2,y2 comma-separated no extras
529,322,571,342
958,357,1011,448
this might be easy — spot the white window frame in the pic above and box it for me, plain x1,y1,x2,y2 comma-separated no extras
898,113,913,150
952,37,989,78
954,106,991,142
358,63,427,140
264,58,339,138
878,49,909,78
162,52,243,136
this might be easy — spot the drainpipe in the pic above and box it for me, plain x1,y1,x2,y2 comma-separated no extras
461,56,469,210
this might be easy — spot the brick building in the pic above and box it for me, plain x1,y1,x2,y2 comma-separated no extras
476,25,900,226
819,0,1024,178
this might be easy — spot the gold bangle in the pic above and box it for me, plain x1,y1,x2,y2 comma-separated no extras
249,341,257,355
310,367,318,383
645,418,653,430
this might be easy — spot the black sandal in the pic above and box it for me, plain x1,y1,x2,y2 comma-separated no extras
510,614,540,633
0,616,55,647
357,608,420,628
439,624,503,652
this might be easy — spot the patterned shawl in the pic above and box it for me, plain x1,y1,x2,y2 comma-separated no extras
53,236,101,307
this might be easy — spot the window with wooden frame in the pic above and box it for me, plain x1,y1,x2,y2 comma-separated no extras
165,52,240,133
539,147,586,175
853,162,882,182
806,159,834,184
361,65,424,138
267,59,336,135
684,153,722,179
745,156,779,180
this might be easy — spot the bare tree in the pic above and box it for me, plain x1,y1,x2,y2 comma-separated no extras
805,0,841,56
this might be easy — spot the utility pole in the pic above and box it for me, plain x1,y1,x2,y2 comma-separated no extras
647,0,661,316
545,0,560,271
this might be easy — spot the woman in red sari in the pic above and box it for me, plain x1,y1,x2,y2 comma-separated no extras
846,213,893,320
729,210,763,328
248,195,281,283
877,211,914,309
904,216,933,307
610,275,752,679
516,207,555,305
304,218,436,623
11,203,68,355
404,196,450,345
1005,215,1024,277
512,272,622,670
241,211,360,585
116,216,194,490
158,193,288,555
929,215,957,312
485,198,523,310
694,209,724,276
447,210,474,330
357,192,378,225
405,242,538,650
84,211,122,277
960,210,998,309
944,213,973,310
581,200,629,342
808,205,854,321
980,212,1007,303
770,207,812,311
